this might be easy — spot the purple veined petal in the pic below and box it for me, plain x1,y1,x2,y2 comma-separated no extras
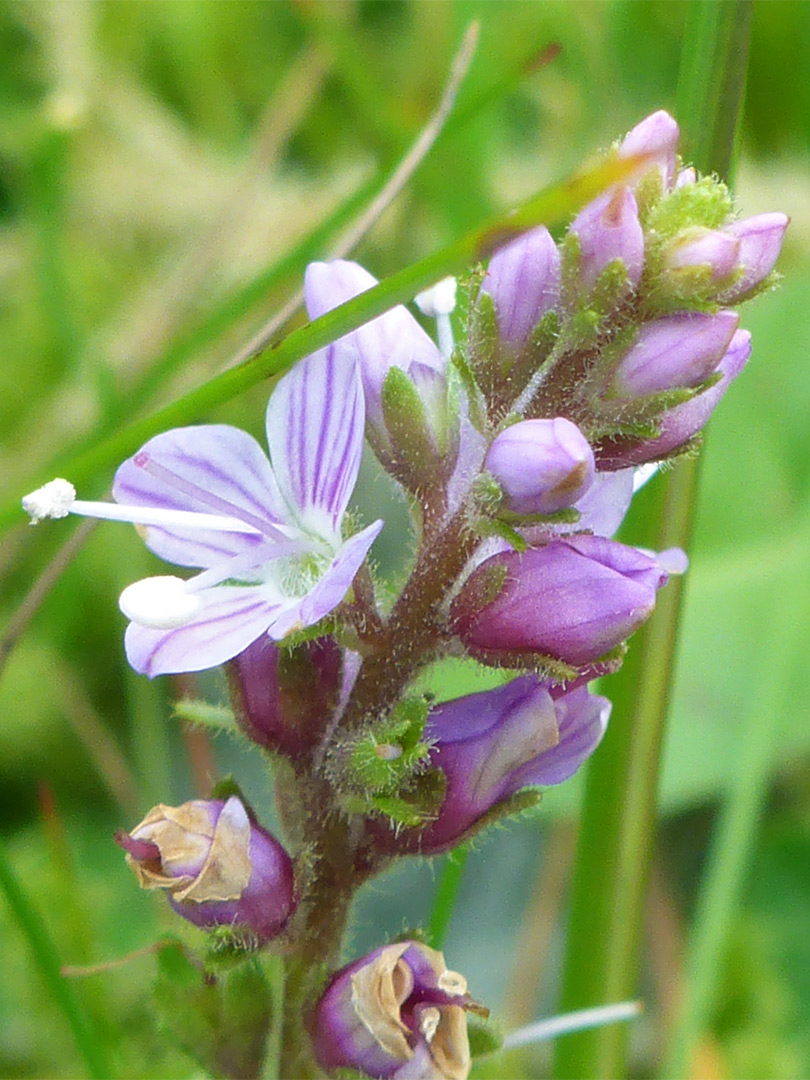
265,346,366,540
113,426,288,569
124,586,283,677
571,468,635,537
511,686,610,788
267,520,384,640
305,260,445,439
304,260,444,373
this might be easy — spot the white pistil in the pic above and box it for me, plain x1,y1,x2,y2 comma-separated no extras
119,576,203,629
416,276,457,359
419,1007,441,1043
501,1000,642,1051
22,478,262,534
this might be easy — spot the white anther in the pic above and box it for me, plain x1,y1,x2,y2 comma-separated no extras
119,576,202,629
415,276,458,317
22,478,77,523
438,969,467,996
419,1007,441,1043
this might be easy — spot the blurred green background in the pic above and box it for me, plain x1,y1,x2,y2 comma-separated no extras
1,1,809,1077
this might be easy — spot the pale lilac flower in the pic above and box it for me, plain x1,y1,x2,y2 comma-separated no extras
24,348,383,676
481,225,561,351
569,186,645,293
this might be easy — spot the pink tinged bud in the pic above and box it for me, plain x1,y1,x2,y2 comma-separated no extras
619,109,680,188
228,635,342,757
569,186,645,293
481,226,561,349
484,418,595,515
611,310,739,398
596,329,752,468
311,941,487,1080
451,535,669,668
664,227,740,282
675,166,697,188
374,677,609,855
116,797,296,942
719,212,789,301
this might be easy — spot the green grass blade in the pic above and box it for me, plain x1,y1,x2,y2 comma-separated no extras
662,575,807,1078
0,836,113,1079
2,151,639,531
553,4,753,1077
425,844,469,950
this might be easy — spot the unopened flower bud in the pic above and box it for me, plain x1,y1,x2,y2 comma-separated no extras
569,186,645,293
484,418,595,515
373,677,609,854
610,310,739,398
664,227,740,283
228,635,342,757
597,329,752,468
452,535,670,669
116,797,296,941
481,226,561,350
619,109,679,189
311,941,487,1079
718,212,789,301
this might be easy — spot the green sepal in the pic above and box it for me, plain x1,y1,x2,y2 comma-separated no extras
468,1015,504,1058
381,365,449,493
472,516,528,553
344,697,432,797
450,346,489,434
496,506,582,528
464,788,543,841
173,698,238,737
154,945,272,1079
466,286,500,382
646,175,733,240
457,558,510,616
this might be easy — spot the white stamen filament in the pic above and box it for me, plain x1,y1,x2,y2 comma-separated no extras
119,576,203,629
22,478,263,534
501,1000,643,1051
415,276,457,360
72,500,262,534
419,1007,441,1043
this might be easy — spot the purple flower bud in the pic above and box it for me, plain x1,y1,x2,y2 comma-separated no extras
228,635,342,757
373,677,609,855
481,226,561,350
718,212,789,301
569,186,645,293
664,227,740,282
311,941,486,1079
596,329,751,468
610,310,739,398
619,109,680,188
484,418,595,515
451,535,669,668
116,797,296,942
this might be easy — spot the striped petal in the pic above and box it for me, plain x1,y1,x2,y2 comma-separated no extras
113,426,289,569
124,586,283,677
265,347,365,541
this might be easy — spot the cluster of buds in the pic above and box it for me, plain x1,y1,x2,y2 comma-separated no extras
22,110,787,1076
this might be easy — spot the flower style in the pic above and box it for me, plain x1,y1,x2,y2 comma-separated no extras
116,796,296,941
23,347,383,676
311,941,487,1080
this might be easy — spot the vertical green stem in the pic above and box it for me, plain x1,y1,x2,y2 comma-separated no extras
554,4,752,1077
